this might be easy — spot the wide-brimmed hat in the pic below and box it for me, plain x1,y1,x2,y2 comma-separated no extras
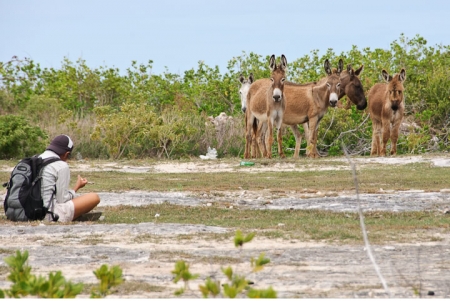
47,135,74,155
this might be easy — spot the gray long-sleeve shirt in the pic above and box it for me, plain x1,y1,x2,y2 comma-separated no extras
40,150,76,211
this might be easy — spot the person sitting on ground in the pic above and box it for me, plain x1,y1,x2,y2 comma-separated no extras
41,134,100,222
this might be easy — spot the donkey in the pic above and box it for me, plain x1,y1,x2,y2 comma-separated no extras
282,59,343,158
238,73,260,157
336,64,367,110
245,59,342,159
295,62,366,156
244,54,287,159
245,59,364,159
368,68,406,156
239,73,254,113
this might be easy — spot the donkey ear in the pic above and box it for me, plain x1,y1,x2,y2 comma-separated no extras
248,73,254,84
355,65,364,76
381,70,392,82
269,55,276,71
280,54,287,71
324,59,332,75
347,64,353,73
398,68,406,82
239,74,245,84
337,59,344,74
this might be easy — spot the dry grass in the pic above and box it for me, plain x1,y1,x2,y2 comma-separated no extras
2,160,443,194
95,204,450,245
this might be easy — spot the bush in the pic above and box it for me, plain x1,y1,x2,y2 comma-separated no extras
0,115,48,159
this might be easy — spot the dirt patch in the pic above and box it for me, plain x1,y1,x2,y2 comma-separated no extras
0,154,450,298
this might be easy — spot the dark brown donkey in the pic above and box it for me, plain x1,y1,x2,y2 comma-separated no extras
368,68,406,156
336,64,367,110
244,54,287,159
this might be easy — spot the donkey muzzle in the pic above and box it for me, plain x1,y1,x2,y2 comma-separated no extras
273,95,282,102
329,92,338,107
357,102,367,110
391,101,400,111
272,88,283,102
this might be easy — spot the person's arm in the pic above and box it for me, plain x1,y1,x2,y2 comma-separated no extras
73,175,88,192
55,164,76,203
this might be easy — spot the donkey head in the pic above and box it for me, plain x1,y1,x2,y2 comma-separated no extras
323,59,343,107
239,73,254,113
382,68,406,111
340,64,367,110
269,54,287,103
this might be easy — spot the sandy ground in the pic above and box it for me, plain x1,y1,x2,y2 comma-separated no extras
0,154,449,298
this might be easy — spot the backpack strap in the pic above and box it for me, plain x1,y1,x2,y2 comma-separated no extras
39,156,62,222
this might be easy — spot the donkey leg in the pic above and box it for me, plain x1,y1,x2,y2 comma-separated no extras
381,120,391,156
277,124,285,159
265,119,274,159
370,121,381,156
289,125,302,159
244,115,255,159
245,129,253,159
302,123,309,156
251,134,257,158
260,122,268,157
390,118,402,156
251,119,258,158
251,118,261,158
307,117,319,158
256,121,267,158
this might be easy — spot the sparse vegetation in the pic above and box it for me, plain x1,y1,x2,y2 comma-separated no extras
1,34,449,159
172,230,276,298
0,250,124,299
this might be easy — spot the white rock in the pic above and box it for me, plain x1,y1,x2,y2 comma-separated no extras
383,246,396,251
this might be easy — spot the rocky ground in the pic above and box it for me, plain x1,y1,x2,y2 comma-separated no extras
0,154,449,298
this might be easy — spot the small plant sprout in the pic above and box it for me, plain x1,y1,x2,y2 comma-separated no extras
234,230,255,249
172,230,276,298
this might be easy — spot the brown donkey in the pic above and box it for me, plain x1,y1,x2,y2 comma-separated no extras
298,62,365,157
244,59,342,159
283,59,343,158
369,68,406,156
244,54,287,159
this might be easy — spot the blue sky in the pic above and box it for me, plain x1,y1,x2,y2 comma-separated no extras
1,0,449,75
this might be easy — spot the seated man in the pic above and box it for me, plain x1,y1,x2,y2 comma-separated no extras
41,134,100,222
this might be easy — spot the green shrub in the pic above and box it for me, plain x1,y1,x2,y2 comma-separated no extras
92,103,159,159
0,115,48,159
0,250,124,299
1,250,83,298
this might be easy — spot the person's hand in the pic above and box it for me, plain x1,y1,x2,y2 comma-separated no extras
74,175,88,192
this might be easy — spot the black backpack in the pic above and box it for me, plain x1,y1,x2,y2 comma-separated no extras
3,155,61,222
